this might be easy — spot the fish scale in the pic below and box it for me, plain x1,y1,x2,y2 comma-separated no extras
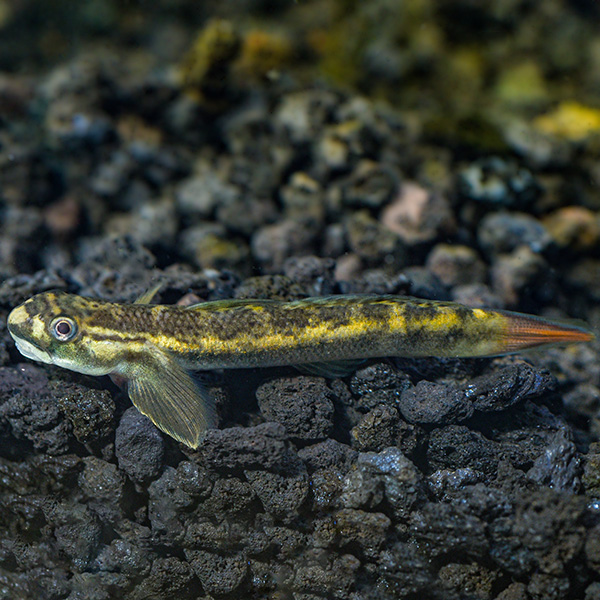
7,290,594,448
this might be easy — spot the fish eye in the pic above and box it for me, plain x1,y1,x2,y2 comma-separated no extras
50,317,78,342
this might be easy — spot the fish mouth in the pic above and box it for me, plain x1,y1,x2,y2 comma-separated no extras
12,336,53,365
7,307,53,365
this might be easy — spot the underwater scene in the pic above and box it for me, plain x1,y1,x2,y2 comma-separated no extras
0,0,600,598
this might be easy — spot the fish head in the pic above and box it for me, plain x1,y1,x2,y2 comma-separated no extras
7,291,115,376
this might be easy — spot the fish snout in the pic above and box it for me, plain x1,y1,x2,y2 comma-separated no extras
7,304,55,364
7,303,47,347
7,304,30,339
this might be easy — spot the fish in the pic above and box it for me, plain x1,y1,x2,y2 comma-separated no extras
6,289,594,449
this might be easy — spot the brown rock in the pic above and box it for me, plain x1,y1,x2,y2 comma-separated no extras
543,206,600,251
426,244,486,287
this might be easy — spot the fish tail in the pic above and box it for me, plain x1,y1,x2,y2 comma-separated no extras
499,311,594,353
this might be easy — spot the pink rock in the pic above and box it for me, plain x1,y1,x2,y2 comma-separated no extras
381,182,455,245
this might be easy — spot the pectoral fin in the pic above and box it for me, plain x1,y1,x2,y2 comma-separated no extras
125,347,216,449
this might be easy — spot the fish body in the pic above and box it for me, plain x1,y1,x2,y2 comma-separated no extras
7,291,594,448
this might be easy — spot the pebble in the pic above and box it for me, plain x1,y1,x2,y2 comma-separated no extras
197,477,255,517
351,405,399,452
309,468,346,513
125,557,195,600
478,212,552,256
527,429,581,493
427,425,499,475
180,222,251,275
176,168,240,219
542,206,600,251
350,405,421,457
426,243,486,287
256,376,335,441
341,447,425,518
52,509,102,573
273,89,339,143
147,464,212,546
245,466,309,521
451,283,504,308
490,245,549,306
340,159,400,209
438,562,497,599
333,253,362,283
399,381,474,425
216,194,278,237
280,171,325,224
115,407,165,484
401,266,450,300
44,196,81,239
298,439,357,473
71,235,157,301
79,457,126,523
533,101,600,141
350,362,411,397
89,151,134,199
327,508,391,557
292,552,360,597
198,422,297,473
0,205,47,274
282,255,337,296
234,274,307,300
95,538,151,578
504,119,573,169
105,198,178,248
0,365,70,456
458,156,541,207
563,383,600,440
399,363,554,427
586,525,600,577
186,549,247,596
251,219,317,272
380,182,455,246
322,222,347,258
378,541,438,595
348,362,412,415
55,384,115,445
566,258,600,301
409,501,487,560
316,120,377,172
345,209,406,268
428,468,484,499
488,490,589,578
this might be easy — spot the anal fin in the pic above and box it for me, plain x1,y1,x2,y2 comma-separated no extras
294,359,365,378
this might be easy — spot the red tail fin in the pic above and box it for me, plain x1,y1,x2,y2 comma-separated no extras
502,311,594,352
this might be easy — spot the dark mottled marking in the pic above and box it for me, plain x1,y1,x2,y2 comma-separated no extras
24,300,40,319
453,305,474,323
443,324,468,345
401,302,438,325
266,309,311,337
358,302,392,328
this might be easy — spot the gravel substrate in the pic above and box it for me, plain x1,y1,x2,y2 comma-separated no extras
1,3,600,599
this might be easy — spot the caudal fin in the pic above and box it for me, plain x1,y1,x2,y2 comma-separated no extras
501,311,594,353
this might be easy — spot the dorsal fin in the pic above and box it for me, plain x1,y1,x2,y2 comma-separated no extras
134,283,162,305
